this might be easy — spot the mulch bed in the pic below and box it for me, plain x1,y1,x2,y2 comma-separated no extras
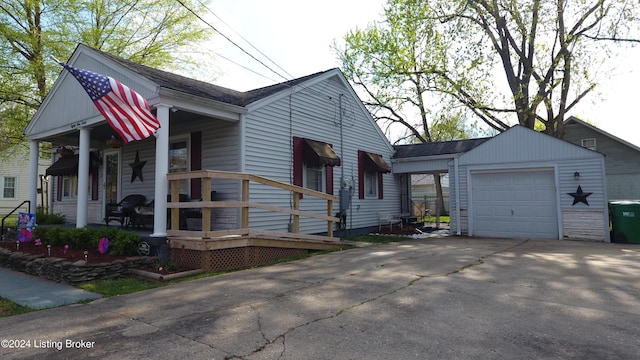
0,241,130,264
378,226,423,236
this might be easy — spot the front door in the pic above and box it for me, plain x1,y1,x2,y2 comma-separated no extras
104,150,121,209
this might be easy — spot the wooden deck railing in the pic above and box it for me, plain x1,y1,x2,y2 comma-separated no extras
166,170,340,243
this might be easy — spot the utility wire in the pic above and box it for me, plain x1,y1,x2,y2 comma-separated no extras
175,0,290,83
177,0,347,111
205,49,281,84
194,0,295,80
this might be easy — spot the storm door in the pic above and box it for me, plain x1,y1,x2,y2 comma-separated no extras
104,150,121,207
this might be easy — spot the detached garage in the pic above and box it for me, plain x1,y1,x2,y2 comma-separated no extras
448,126,609,241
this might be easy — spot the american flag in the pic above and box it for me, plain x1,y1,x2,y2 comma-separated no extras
59,63,160,143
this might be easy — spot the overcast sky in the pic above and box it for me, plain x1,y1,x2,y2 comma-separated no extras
207,0,639,145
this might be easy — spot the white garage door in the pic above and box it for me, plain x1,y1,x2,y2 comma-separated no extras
471,170,558,239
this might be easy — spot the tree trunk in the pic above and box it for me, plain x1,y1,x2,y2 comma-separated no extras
434,173,447,216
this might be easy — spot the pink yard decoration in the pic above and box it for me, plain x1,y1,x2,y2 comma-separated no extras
18,228,32,243
98,237,110,254
64,244,69,254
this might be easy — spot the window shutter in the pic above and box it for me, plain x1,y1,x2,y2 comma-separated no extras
378,172,384,199
326,166,334,195
91,171,99,201
56,176,62,201
293,137,304,198
358,150,365,199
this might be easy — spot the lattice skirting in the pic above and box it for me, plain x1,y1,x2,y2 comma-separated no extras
170,246,308,272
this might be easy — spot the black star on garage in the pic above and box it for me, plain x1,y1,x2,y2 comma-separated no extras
568,185,592,206
129,150,147,183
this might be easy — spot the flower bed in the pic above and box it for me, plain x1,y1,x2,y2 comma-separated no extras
0,242,157,285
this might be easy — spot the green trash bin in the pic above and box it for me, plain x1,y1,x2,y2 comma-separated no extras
609,201,640,244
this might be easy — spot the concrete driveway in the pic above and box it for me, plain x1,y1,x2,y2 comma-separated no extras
1,237,639,359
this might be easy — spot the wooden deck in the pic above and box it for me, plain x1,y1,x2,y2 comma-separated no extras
165,170,344,252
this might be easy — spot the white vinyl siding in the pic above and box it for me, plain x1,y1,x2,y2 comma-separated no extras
243,74,398,233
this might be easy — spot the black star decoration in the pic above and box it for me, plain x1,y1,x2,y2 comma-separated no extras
568,185,592,206
129,150,147,183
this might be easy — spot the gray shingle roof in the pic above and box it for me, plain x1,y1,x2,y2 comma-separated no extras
393,138,491,159
96,46,335,106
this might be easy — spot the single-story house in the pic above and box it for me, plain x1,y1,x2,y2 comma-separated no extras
563,116,640,201
22,44,612,267
393,126,610,242
23,44,400,269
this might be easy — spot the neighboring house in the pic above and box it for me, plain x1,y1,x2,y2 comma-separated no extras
410,173,450,215
24,44,399,242
563,116,640,201
0,145,49,217
393,126,609,242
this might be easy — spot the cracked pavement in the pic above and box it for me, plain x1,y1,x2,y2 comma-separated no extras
1,237,640,359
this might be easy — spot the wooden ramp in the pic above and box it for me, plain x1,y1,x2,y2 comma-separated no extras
167,228,344,252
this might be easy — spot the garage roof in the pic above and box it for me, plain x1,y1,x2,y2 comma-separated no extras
392,138,490,159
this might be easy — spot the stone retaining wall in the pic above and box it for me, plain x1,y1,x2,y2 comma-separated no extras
0,248,157,285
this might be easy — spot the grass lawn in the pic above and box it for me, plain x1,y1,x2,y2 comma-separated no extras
420,215,450,224
0,297,32,318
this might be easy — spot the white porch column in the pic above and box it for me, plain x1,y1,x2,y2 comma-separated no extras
28,140,39,215
152,104,171,237
76,127,91,228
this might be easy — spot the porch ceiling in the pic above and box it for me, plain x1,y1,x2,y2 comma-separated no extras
40,110,224,148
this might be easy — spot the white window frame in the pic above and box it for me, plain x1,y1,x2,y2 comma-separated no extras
2,176,17,200
303,164,325,192
364,171,378,198
61,175,79,200
61,174,93,201
581,138,597,151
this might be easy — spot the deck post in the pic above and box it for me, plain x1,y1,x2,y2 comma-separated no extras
241,179,249,228
327,199,333,238
292,192,300,233
170,180,180,231
202,177,212,235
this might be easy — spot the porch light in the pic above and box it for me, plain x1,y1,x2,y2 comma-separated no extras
574,172,580,180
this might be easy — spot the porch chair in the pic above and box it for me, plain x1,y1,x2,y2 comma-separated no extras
105,194,147,227
377,212,403,232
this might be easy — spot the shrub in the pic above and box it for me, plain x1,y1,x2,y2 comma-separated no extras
36,211,67,225
32,227,141,256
